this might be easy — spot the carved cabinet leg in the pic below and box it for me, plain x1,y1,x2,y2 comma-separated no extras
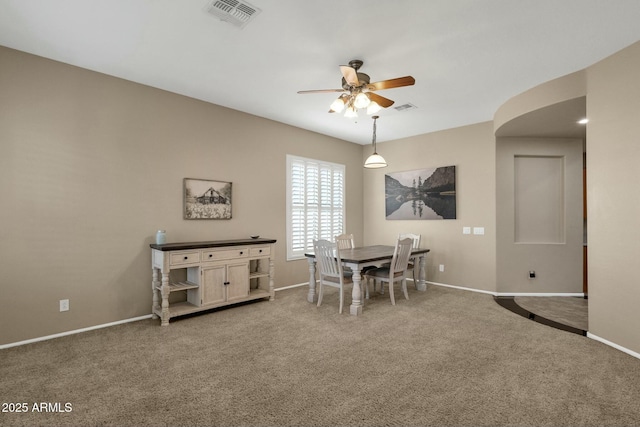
160,272,170,326
151,267,160,319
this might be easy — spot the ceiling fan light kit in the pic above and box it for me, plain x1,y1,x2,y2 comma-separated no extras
364,115,387,169
366,101,382,115
299,59,415,119
329,97,346,113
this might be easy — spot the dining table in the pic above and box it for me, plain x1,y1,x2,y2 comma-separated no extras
304,245,431,315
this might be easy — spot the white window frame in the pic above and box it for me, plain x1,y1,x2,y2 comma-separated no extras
286,155,346,261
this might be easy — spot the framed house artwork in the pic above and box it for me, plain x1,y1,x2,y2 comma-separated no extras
385,166,456,220
184,178,232,219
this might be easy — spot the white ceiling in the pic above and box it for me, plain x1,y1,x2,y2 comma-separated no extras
1,0,640,144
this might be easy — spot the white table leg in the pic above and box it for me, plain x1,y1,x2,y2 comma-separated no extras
307,257,316,303
350,268,363,316
416,255,427,291
268,258,275,301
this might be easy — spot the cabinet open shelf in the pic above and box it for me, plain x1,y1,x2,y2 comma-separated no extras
156,281,199,293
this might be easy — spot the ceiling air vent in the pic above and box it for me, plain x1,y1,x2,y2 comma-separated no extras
206,0,261,28
394,103,417,112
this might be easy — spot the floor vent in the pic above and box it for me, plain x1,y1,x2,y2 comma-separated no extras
394,103,417,112
206,0,261,28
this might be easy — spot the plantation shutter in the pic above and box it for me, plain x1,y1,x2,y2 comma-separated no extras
287,155,345,260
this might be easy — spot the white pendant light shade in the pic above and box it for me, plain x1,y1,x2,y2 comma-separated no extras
364,153,387,168
364,115,387,169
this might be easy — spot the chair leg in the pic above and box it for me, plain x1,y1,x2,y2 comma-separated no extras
338,286,343,314
402,279,409,300
412,268,417,289
388,281,395,305
317,282,324,307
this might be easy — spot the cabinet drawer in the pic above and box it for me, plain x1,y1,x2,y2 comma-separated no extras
250,246,271,257
169,251,200,266
202,247,249,261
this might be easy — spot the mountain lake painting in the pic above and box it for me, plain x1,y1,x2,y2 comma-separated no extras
385,166,456,220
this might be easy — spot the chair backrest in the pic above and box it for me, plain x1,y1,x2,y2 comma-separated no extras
390,238,415,276
335,233,355,250
313,239,344,280
398,233,421,249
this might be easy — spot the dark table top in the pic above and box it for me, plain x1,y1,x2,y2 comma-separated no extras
305,244,430,264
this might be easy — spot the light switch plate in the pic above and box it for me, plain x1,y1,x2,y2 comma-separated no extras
473,227,485,235
463,227,471,235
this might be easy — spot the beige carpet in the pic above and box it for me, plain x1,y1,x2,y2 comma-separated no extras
1,285,640,427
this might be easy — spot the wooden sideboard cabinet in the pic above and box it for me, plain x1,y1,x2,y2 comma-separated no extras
150,238,276,326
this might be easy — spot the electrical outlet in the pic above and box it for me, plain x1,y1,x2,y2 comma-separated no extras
528,271,536,279
439,264,445,272
59,299,69,312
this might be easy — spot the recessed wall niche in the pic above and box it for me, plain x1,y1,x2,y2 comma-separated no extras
514,155,565,243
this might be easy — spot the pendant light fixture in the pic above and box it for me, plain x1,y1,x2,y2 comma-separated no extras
364,115,387,169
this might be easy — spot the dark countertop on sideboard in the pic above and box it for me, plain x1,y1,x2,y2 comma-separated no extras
150,238,277,251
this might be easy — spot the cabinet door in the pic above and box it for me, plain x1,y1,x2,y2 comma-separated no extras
225,261,249,302
201,265,226,305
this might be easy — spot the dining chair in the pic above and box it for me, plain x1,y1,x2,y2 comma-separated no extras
336,233,377,298
314,239,353,314
375,233,422,295
334,233,355,280
398,233,421,285
335,233,355,250
364,237,414,305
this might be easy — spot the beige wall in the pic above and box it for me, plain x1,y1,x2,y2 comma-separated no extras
586,42,640,353
496,137,584,294
0,46,364,345
363,122,497,293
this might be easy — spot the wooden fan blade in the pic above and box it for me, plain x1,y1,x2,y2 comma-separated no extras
367,92,394,108
298,89,346,94
367,76,415,91
340,65,359,86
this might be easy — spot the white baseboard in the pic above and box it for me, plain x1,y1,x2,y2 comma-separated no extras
427,281,584,298
427,281,498,296
0,314,153,350
587,332,640,361
275,282,308,291
496,292,585,297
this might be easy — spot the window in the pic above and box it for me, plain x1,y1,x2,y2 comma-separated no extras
286,155,345,260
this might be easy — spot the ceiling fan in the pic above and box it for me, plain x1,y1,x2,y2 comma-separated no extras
298,59,415,118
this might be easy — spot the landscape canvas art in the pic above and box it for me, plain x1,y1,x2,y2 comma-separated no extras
385,166,456,220
184,178,232,219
